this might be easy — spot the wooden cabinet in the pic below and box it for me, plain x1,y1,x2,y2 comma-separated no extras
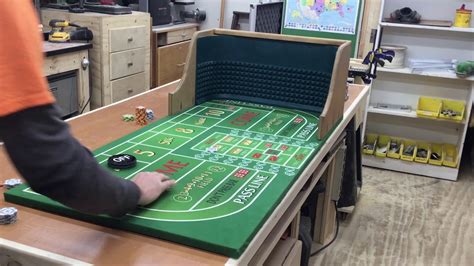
41,9,151,109
152,23,198,87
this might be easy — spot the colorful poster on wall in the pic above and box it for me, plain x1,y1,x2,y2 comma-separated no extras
284,0,361,35
282,0,363,56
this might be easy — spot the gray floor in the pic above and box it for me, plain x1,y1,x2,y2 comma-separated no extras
311,154,474,265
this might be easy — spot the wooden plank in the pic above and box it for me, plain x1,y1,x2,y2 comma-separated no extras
152,23,199,34
168,30,215,115
319,41,351,139
357,0,382,58
0,238,91,266
263,238,297,266
220,0,226,28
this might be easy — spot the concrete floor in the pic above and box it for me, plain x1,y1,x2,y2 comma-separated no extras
310,154,474,265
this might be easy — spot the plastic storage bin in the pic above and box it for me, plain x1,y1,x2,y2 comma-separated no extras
429,143,443,166
442,144,458,168
400,139,417,162
414,142,431,164
416,97,442,118
363,134,378,155
387,137,402,159
439,99,465,122
375,135,391,158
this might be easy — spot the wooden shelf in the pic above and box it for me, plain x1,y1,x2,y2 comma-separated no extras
368,106,466,125
380,22,474,33
378,67,474,82
362,155,458,181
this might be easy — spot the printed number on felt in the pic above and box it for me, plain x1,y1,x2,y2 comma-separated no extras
176,128,194,134
134,149,155,157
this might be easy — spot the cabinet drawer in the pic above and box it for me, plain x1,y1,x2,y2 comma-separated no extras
157,41,190,85
111,72,146,102
110,48,145,80
110,26,146,52
158,27,196,46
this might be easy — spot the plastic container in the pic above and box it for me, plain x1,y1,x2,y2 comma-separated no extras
363,134,378,155
416,97,442,118
442,144,458,168
429,143,443,166
439,99,465,122
375,135,391,158
387,137,402,159
400,139,417,162
454,4,472,28
414,142,431,164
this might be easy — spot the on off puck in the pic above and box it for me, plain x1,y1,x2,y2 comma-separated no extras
107,154,137,169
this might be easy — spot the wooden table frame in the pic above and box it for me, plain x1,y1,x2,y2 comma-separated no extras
0,81,370,265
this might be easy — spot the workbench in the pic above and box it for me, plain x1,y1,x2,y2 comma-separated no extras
0,80,369,265
43,41,92,116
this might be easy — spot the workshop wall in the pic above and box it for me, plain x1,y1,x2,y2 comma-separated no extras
186,0,280,30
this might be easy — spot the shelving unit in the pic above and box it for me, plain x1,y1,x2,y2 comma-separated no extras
367,106,467,125
379,22,474,33
364,0,474,181
377,67,474,82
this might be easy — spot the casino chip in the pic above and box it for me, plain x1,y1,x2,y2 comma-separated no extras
3,178,23,189
122,114,135,122
0,207,18,225
146,109,155,120
107,154,137,169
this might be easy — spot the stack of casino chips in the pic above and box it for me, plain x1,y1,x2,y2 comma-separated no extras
0,207,18,225
135,106,148,126
3,178,22,189
122,114,135,122
146,109,154,120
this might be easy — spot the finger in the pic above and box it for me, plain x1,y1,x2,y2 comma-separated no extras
162,179,177,189
157,173,170,181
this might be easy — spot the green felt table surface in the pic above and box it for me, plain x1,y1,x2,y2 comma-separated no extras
4,100,324,258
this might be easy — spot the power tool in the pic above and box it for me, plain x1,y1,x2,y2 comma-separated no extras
48,19,93,43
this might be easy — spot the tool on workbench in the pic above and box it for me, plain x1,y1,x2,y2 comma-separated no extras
48,19,93,43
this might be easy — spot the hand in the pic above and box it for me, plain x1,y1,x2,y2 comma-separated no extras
132,172,176,206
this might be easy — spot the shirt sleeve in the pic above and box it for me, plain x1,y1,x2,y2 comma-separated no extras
0,0,55,117
0,104,141,217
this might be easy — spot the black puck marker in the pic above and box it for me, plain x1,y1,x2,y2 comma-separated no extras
107,154,137,169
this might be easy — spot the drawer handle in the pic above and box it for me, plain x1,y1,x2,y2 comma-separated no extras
128,37,134,42
181,33,187,38
176,63,186,67
128,62,134,67
128,89,134,93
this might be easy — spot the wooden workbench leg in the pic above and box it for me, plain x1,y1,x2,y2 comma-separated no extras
313,157,337,245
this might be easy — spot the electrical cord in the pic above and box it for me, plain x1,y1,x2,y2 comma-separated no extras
79,97,91,114
310,201,339,257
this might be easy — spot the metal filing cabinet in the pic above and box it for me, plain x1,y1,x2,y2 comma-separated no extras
47,71,79,118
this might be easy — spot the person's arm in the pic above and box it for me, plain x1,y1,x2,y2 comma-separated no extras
0,104,142,216
0,0,175,217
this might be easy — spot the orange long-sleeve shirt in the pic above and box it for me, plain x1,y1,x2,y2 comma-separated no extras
0,0,55,117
